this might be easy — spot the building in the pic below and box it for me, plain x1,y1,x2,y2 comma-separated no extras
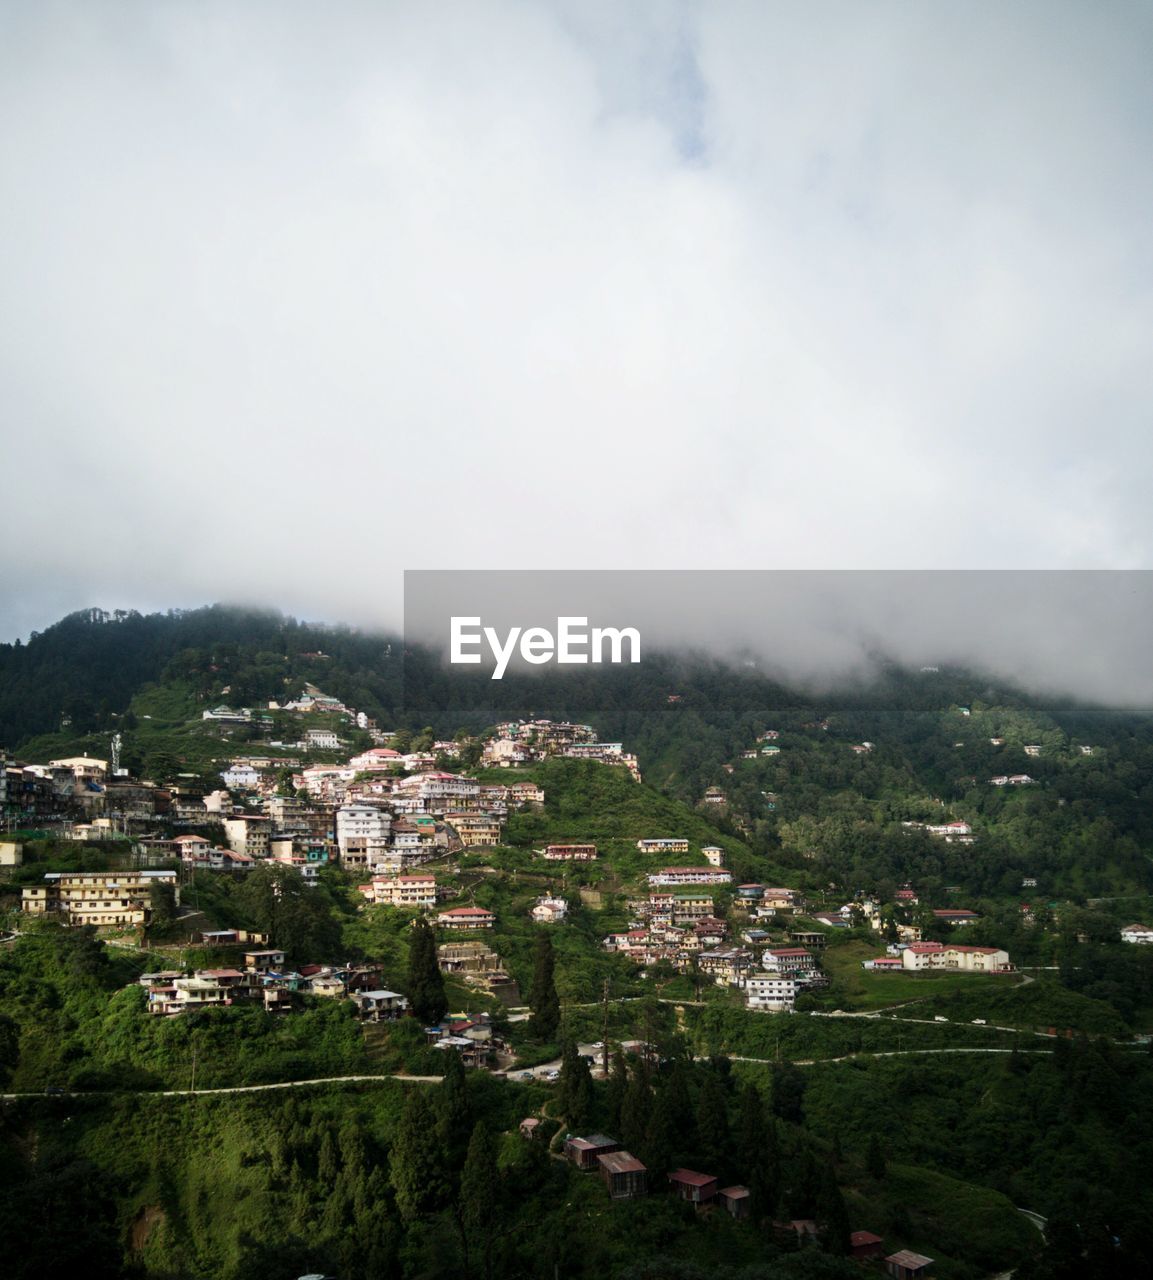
1121,923,1153,945
565,1134,620,1171
22,869,178,927
351,990,409,1020
762,948,818,976
598,1150,647,1199
447,813,502,847
540,844,598,861
717,1187,751,1219
901,943,1011,972
363,874,438,909
744,975,797,1011
436,906,495,931
884,1251,934,1279
932,908,980,926
851,1232,885,1260
531,896,568,924
701,845,725,866
305,728,342,751
222,816,271,858
336,804,392,860
668,1169,718,1204
647,866,731,887
636,838,690,854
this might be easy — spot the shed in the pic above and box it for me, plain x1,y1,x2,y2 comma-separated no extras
597,1150,647,1199
668,1169,718,1204
884,1250,934,1279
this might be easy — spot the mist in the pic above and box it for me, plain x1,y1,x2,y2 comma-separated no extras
3,2,1153,695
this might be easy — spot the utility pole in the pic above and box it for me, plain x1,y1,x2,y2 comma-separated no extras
189,1045,197,1097
601,978,610,1077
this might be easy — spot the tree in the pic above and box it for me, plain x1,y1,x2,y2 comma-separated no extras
621,1061,652,1155
865,1132,887,1180
528,930,560,1042
695,1070,730,1178
390,1090,449,1220
605,1050,629,1133
406,917,448,1024
556,1040,593,1130
816,1162,851,1255
437,1049,473,1170
459,1121,499,1280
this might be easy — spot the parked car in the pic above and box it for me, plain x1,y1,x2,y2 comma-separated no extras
518,1071,534,1081
545,1069,560,1081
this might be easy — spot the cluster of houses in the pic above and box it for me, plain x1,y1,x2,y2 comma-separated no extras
141,943,394,1017
550,1129,931,1273
482,719,642,781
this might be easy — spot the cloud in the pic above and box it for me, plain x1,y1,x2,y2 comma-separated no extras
2,1,1152,664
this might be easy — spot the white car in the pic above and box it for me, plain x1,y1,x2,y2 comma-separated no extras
545,1069,561,1081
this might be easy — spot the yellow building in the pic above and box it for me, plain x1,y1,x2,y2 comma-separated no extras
22,869,178,927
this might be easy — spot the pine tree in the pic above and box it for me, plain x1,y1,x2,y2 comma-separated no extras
621,1063,652,1154
605,1050,629,1134
437,1048,474,1171
643,1084,679,1189
695,1071,730,1178
459,1121,499,1280
528,930,560,1042
557,1040,593,1130
390,1089,449,1221
816,1162,851,1255
865,1132,887,1180
407,917,448,1024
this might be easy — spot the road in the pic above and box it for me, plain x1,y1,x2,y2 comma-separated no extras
0,1073,444,1103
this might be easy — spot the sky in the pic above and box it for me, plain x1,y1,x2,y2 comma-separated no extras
2,1,1152,660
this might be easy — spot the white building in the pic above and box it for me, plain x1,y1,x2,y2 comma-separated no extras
336,804,392,857
1120,923,1153,945
531,896,568,924
744,975,797,1012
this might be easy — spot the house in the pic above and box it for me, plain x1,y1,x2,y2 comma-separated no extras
932,908,979,926
637,838,691,854
744,975,796,1011
717,1186,750,1219
540,844,598,861
446,812,502,846
762,948,818,976
351,989,409,1020
565,1134,620,1170
519,1118,542,1140
437,906,495,931
531,896,568,924
244,949,286,972
884,1250,933,1279
647,867,731,887
598,1150,647,1199
863,957,904,971
21,868,178,927
701,845,725,866
1121,923,1153,945
668,1169,718,1204
851,1231,884,1259
363,874,438,909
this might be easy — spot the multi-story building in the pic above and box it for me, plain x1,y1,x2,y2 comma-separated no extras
362,874,438,909
647,867,732,887
636,838,690,855
541,844,598,861
222,816,271,858
744,974,797,1012
22,869,179,927
447,812,503,847
437,906,496,931
336,804,392,859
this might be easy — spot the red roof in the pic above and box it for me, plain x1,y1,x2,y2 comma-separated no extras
669,1169,717,1186
851,1231,883,1246
440,907,493,916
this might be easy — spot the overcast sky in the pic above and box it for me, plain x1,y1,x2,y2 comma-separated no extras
2,2,1152,660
